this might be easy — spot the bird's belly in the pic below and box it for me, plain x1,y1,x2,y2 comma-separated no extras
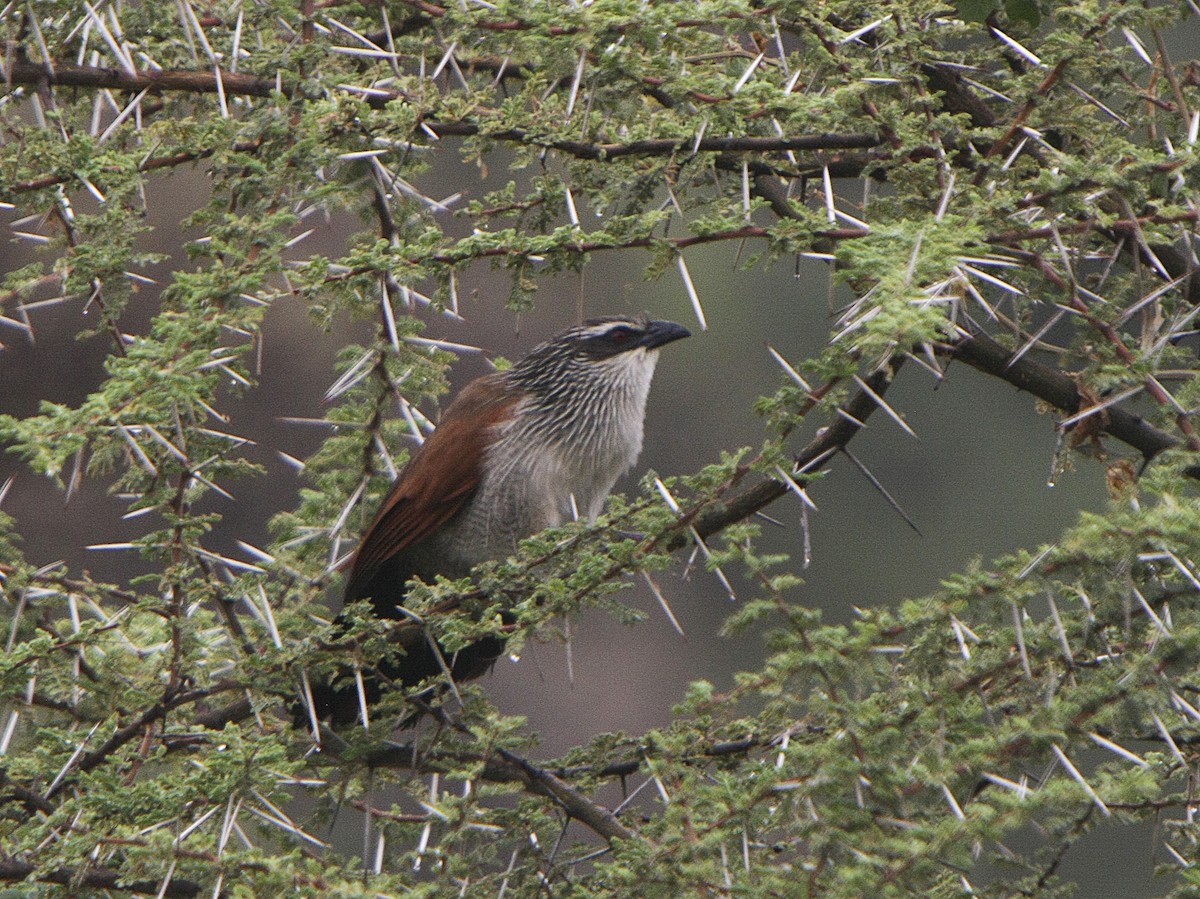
454,446,624,559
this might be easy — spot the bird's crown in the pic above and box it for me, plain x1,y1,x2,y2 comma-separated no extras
521,315,690,365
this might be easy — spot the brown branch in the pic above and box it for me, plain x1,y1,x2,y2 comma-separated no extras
344,704,639,844
380,224,867,273
0,860,206,899
4,60,278,99
5,146,235,196
660,320,1195,552
751,171,803,222
388,0,759,34
356,226,769,272
44,680,242,799
920,63,998,129
171,708,642,844
3,61,878,146
757,107,1200,468
190,695,253,730
1014,247,1200,453
981,58,1069,163
0,770,56,815
492,747,636,843
425,123,883,158
986,210,1200,248
947,331,1184,463
362,734,763,783
421,704,639,844
2,62,881,185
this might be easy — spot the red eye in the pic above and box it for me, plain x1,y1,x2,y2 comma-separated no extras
610,328,632,342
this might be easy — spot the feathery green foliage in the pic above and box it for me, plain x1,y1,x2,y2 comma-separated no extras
2,0,1200,896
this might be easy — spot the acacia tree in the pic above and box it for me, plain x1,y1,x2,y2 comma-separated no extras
1,0,1199,895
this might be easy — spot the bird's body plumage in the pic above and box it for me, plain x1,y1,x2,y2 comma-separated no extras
344,373,521,609
309,315,689,726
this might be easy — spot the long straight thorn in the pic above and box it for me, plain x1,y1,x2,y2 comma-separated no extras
842,449,922,535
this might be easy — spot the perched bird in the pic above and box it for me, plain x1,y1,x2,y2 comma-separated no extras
307,315,690,726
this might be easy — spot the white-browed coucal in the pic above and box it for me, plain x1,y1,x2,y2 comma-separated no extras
307,315,690,726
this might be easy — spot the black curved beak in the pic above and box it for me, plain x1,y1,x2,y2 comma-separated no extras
642,320,692,349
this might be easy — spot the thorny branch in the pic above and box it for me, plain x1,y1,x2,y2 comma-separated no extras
12,320,1193,820
0,59,880,167
3,61,279,101
0,859,206,899
948,332,1184,465
4,2,1200,891
1,361,903,844
489,745,636,843
42,680,243,800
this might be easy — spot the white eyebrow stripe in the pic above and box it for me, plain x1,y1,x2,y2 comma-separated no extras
572,321,637,339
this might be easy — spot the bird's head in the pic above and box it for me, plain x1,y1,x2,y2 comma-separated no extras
562,315,693,359
511,315,691,395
